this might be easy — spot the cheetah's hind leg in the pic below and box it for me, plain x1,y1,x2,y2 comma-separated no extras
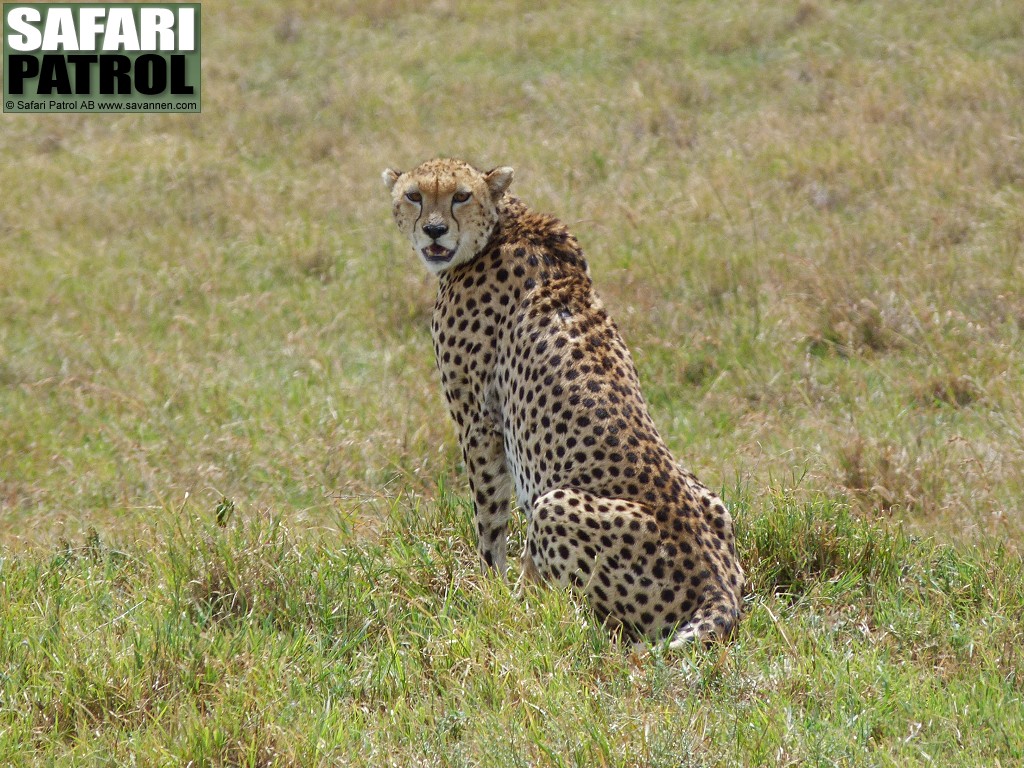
526,488,739,645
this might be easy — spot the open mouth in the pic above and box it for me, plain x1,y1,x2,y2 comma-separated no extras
422,244,455,262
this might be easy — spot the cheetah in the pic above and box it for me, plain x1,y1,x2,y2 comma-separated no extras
383,158,744,646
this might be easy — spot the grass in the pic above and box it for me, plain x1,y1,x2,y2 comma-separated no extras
2,497,1022,765
1,0,1023,763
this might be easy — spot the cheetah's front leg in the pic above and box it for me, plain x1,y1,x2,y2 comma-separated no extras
460,420,514,575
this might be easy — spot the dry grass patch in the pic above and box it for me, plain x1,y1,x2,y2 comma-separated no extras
836,434,942,517
809,294,911,357
912,373,982,409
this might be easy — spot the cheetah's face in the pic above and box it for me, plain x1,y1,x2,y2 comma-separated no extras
383,158,514,275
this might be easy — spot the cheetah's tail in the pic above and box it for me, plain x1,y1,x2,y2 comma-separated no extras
666,603,740,649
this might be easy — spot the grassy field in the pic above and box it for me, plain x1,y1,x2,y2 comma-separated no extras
1,0,1023,764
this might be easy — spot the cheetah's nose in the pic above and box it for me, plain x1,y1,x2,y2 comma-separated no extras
422,222,448,240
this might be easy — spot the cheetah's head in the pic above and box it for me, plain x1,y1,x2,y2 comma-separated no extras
383,158,514,275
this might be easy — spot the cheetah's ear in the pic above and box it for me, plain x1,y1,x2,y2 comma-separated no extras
484,166,514,199
382,168,402,192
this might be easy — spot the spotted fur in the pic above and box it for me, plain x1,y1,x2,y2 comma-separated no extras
383,158,744,646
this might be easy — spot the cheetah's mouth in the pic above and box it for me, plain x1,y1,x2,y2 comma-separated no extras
422,244,455,262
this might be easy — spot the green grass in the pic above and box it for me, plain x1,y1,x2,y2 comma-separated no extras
2,497,1022,765
2,0,1023,763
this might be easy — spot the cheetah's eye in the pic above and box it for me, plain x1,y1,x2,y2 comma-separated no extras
452,191,471,204
405,191,422,203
